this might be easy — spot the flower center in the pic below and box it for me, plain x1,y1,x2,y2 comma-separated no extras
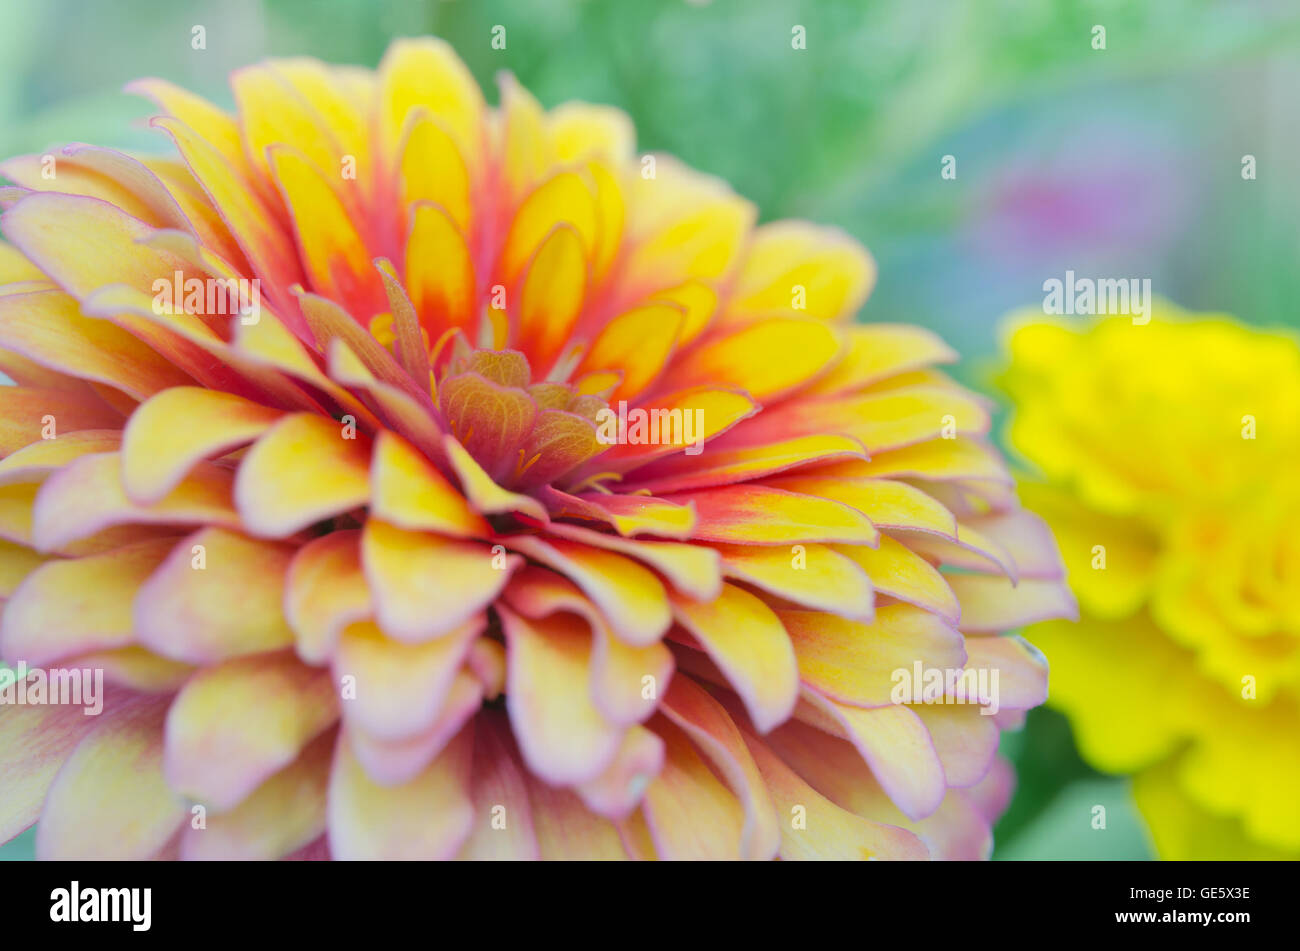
434,345,609,492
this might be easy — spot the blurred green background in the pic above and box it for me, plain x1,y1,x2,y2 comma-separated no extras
2,0,1299,860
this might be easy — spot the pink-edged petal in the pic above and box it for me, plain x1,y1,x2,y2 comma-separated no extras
524,767,628,860
0,429,120,486
539,486,696,539
443,435,549,523
362,519,518,642
0,287,193,400
458,711,541,860
798,688,946,821
284,529,370,664
669,583,798,733
913,703,999,789
962,635,1049,710
234,412,372,539
626,433,866,496
948,575,1078,633
346,672,483,785
835,536,960,624
164,650,337,811
32,452,238,553
1,537,175,667
0,692,114,841
502,564,673,726
543,519,721,601
370,429,488,537
333,616,483,740
640,716,746,859
575,725,666,820
135,527,296,663
663,483,879,546
180,728,334,860
500,606,624,786
121,386,282,503
37,695,186,859
502,534,670,646
779,604,966,708
328,723,474,860
713,541,874,620
738,720,929,860
660,676,781,860
961,509,1066,581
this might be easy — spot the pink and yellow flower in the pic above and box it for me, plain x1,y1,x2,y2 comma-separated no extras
0,38,1072,860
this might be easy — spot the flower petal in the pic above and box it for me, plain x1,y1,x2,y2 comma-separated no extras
500,607,624,786
121,386,282,503
779,605,966,708
180,728,334,860
713,541,874,620
333,617,483,740
164,650,337,810
1,537,174,667
0,288,192,400
135,527,296,663
669,583,799,733
32,452,238,553
663,483,879,546
458,711,540,860
362,520,518,642
327,723,474,860
948,575,1079,633
739,720,928,860
640,717,746,859
370,430,487,537
284,529,370,664
234,412,372,538
501,534,670,646
37,696,185,859
653,317,842,402
798,689,946,821
660,677,781,860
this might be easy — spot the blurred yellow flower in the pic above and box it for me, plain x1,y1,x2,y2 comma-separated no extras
999,303,1300,859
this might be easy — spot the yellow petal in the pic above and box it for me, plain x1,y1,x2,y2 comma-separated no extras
653,317,843,402
405,202,477,339
499,171,597,283
399,110,471,232
362,519,518,642
370,430,487,537
121,386,282,503
500,608,625,786
135,527,296,663
712,541,874,620
670,583,799,732
515,224,586,375
1,537,174,666
328,723,475,859
284,529,370,664
728,221,875,322
164,651,337,810
501,534,670,646
234,412,372,538
377,37,484,172
37,697,185,859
